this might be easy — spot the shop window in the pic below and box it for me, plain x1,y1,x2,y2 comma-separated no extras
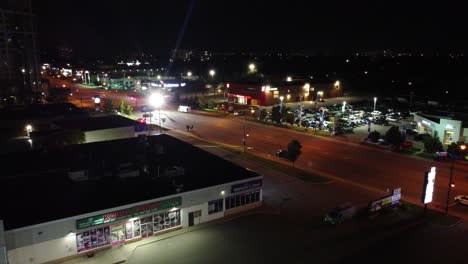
208,199,224,214
76,226,111,253
226,189,261,210
133,219,141,237
125,222,133,239
241,195,246,205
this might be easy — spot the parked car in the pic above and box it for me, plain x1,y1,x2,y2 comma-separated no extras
275,150,288,159
324,203,357,225
455,195,468,206
402,141,413,148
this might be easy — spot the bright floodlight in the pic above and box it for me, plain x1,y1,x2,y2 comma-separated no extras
157,75,161,80
209,69,215,77
248,63,256,71
286,76,292,82
26,124,32,132
187,71,192,77
461,145,467,151
280,96,284,101
94,97,101,104
149,93,164,108
335,80,340,87
21,68,26,73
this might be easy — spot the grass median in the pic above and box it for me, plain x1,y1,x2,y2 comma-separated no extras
220,146,331,184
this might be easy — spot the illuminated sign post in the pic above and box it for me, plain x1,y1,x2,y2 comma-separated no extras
421,167,436,213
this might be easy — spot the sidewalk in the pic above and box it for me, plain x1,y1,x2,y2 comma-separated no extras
61,205,275,264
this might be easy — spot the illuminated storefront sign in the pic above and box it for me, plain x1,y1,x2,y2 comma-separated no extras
422,120,432,126
422,167,436,204
231,179,263,193
369,188,401,212
76,197,182,229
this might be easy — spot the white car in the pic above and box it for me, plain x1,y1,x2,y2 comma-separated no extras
454,195,468,206
371,110,382,116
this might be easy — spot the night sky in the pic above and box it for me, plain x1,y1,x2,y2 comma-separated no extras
34,1,468,58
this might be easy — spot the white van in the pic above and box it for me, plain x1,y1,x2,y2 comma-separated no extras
178,105,191,113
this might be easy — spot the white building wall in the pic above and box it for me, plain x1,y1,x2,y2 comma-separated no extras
5,176,262,264
84,126,136,143
463,128,468,143
8,234,76,264
0,221,7,264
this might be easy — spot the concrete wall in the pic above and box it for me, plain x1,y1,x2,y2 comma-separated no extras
0,221,7,264
5,176,262,264
7,234,77,264
84,126,135,143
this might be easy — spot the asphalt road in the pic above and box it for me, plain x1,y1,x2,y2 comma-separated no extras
49,78,468,218
158,109,468,219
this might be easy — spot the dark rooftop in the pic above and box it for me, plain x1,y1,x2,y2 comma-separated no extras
0,135,260,230
54,114,140,131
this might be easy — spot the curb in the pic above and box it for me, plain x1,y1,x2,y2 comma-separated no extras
124,205,273,263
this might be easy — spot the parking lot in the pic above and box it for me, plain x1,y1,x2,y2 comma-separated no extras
257,96,418,145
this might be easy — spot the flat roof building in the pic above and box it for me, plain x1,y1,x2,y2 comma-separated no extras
227,80,343,106
1,135,263,263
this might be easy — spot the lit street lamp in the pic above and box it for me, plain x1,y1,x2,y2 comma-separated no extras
446,144,467,215
149,93,165,134
373,97,377,112
187,71,192,77
26,124,32,137
248,63,256,72
279,95,285,113
286,76,292,82
209,69,216,94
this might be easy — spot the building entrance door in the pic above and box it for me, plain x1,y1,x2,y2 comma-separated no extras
443,130,454,145
188,210,201,226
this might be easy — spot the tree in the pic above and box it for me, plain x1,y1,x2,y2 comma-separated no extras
283,112,295,125
103,98,114,113
368,130,381,143
385,125,403,149
123,104,133,115
119,100,125,113
423,132,444,153
271,106,281,123
207,99,216,109
287,139,302,167
197,96,207,109
447,142,467,158
260,109,268,120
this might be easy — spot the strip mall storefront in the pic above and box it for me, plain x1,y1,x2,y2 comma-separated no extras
75,197,182,253
4,177,263,264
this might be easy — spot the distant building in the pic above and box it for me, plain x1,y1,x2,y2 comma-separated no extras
226,80,343,106
414,113,468,145
0,0,40,102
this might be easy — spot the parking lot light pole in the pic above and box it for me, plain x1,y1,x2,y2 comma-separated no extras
445,144,466,215
373,97,377,112
149,93,164,135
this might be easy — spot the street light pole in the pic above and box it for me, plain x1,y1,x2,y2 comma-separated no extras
373,97,377,112
445,158,455,215
446,144,467,215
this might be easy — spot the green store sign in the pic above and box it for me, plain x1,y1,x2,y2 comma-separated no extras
76,197,182,229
